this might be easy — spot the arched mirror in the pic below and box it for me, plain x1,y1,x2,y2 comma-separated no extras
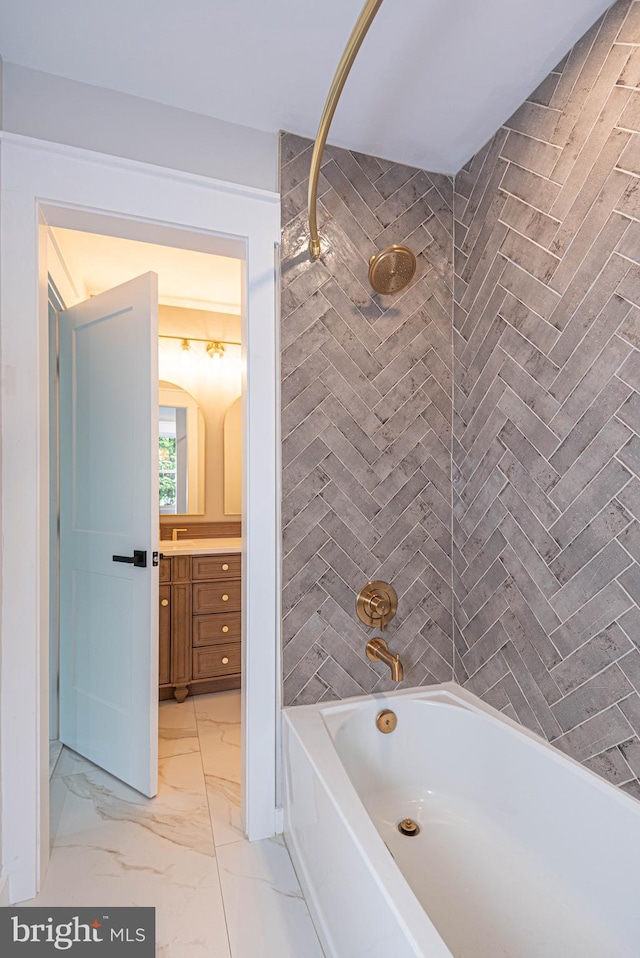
159,381,205,514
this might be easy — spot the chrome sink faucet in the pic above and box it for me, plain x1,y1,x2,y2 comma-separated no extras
172,528,188,541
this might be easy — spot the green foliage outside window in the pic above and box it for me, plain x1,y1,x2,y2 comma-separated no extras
159,436,177,508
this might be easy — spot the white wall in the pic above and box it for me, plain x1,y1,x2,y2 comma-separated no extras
1,63,278,192
0,52,4,892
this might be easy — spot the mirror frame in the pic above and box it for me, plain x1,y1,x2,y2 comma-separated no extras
159,381,205,515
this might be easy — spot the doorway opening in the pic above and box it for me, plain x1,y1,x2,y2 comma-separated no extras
0,137,280,905
46,223,247,888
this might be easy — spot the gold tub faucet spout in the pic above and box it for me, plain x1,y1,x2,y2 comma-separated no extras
366,638,404,683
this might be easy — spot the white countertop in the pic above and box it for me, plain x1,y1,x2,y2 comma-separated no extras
159,537,242,557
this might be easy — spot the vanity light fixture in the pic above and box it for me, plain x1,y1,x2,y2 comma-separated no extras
159,334,240,351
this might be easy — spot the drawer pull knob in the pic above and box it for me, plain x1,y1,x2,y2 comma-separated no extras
222,594,229,602
222,563,229,571
161,598,169,607
222,656,229,665
222,625,229,633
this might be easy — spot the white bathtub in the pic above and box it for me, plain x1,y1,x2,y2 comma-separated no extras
283,683,640,958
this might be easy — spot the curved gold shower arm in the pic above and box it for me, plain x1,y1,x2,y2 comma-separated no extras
308,0,384,260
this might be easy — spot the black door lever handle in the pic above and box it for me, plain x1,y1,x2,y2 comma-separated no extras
112,550,147,568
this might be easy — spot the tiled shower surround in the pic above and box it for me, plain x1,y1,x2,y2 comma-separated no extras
280,134,455,704
281,0,640,797
453,0,640,799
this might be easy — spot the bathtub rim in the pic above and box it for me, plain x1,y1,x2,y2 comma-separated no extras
283,682,640,958
290,682,639,815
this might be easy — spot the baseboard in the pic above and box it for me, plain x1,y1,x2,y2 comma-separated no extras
0,871,10,906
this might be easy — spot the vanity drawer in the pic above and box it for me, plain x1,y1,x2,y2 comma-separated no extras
193,580,241,614
192,554,241,581
192,642,241,679
193,611,241,647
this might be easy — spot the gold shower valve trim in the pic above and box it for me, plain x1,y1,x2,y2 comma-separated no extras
356,580,398,630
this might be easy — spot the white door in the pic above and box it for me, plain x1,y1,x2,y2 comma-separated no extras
59,272,159,797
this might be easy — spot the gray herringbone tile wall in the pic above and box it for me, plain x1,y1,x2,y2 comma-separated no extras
280,0,640,799
453,0,640,798
280,132,454,705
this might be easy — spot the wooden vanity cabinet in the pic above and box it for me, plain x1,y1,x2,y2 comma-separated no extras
159,558,172,688
158,552,241,701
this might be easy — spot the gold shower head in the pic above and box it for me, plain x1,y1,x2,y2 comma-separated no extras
368,245,417,295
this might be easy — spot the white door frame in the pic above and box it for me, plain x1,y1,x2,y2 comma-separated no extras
0,132,282,904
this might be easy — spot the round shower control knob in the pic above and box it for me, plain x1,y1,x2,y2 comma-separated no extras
356,581,398,630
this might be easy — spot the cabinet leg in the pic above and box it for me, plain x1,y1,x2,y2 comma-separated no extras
173,685,189,703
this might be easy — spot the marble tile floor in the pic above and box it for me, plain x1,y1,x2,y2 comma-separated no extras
49,739,63,778
24,691,324,958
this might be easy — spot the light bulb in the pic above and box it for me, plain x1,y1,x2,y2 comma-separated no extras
180,338,193,366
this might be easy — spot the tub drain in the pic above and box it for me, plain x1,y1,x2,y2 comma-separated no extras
398,818,420,836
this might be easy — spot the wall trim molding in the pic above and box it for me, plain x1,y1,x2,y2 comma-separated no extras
0,132,280,204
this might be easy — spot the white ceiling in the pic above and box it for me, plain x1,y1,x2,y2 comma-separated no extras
0,0,613,173
50,228,242,314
